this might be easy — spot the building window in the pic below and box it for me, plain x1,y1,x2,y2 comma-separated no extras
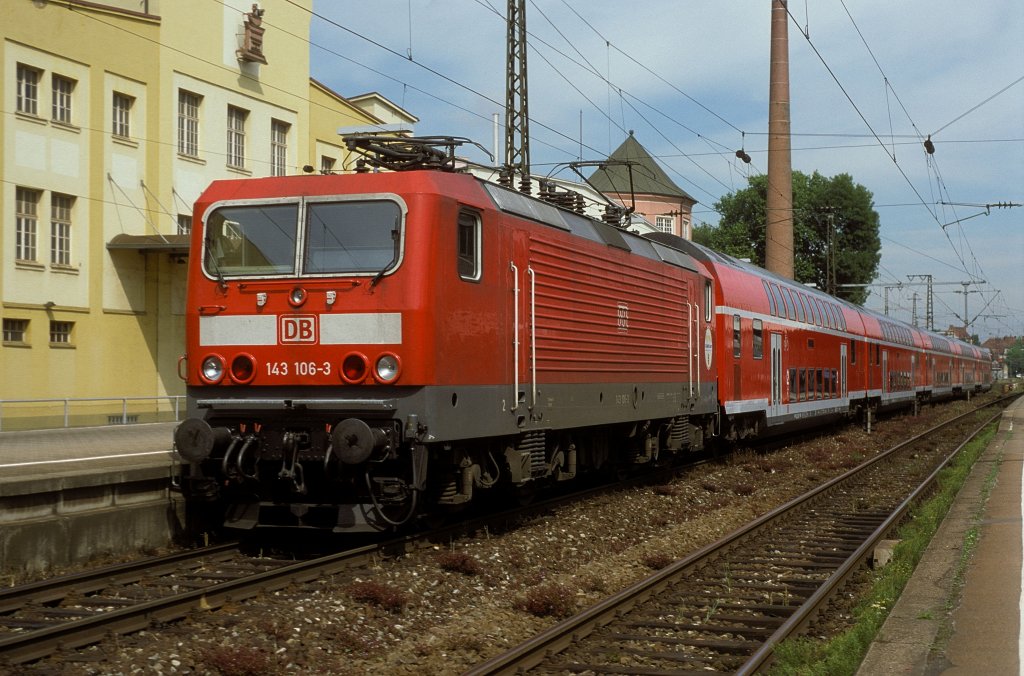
655,215,673,233
50,193,73,266
177,214,192,235
320,155,336,174
112,92,133,138
49,320,73,345
52,74,74,125
15,187,40,262
680,216,691,240
3,319,29,344
17,64,40,115
270,120,289,176
177,90,200,157
226,105,247,168
457,211,481,281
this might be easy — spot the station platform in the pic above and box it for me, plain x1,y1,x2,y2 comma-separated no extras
0,421,178,481
0,422,182,575
858,395,1023,674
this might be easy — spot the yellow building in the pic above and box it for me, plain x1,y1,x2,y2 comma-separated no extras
1,0,416,429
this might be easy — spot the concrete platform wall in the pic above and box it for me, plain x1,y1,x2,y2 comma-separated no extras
0,467,184,577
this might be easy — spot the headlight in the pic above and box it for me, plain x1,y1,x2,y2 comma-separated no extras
288,286,307,307
375,353,401,383
200,354,225,384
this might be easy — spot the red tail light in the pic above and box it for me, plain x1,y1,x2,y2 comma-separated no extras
341,352,368,384
231,353,256,383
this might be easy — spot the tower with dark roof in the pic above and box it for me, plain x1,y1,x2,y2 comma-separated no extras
588,132,697,238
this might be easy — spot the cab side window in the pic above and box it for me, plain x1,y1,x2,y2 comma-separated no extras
457,210,481,281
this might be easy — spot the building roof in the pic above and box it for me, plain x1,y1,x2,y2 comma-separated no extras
347,92,419,125
588,132,695,203
310,78,386,125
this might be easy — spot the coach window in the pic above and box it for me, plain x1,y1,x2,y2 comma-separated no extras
769,283,785,318
732,314,741,358
457,210,481,281
816,369,824,399
850,340,857,364
752,319,763,359
763,281,777,316
799,369,807,401
781,288,797,320
789,368,797,401
704,280,713,322
795,293,807,323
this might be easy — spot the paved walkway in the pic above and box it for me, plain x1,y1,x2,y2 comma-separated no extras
857,396,1022,675
0,422,177,480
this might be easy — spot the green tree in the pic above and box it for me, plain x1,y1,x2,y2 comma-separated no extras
693,171,881,305
1007,339,1024,377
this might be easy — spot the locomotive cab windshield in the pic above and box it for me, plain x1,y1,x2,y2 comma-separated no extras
203,198,405,279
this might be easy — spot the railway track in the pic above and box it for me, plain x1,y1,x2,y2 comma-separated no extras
0,453,700,666
466,396,1012,675
0,541,384,665
1,396,1008,669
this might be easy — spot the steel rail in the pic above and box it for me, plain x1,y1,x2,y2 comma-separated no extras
464,395,1013,675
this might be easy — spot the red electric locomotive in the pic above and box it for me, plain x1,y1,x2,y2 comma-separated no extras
175,137,718,533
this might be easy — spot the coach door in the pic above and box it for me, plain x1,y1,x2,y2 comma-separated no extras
841,343,848,399
769,333,783,418
882,350,889,395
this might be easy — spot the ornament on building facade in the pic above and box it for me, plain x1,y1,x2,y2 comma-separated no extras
237,4,267,64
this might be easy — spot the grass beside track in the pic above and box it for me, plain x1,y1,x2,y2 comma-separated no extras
767,419,1000,676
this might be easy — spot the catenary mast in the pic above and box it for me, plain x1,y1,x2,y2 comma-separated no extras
501,0,531,195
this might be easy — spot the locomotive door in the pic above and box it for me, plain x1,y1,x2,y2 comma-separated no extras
509,231,535,414
769,333,783,418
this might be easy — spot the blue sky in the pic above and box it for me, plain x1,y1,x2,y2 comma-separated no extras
309,1,1023,340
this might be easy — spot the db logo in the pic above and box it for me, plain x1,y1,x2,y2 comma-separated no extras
279,315,317,344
